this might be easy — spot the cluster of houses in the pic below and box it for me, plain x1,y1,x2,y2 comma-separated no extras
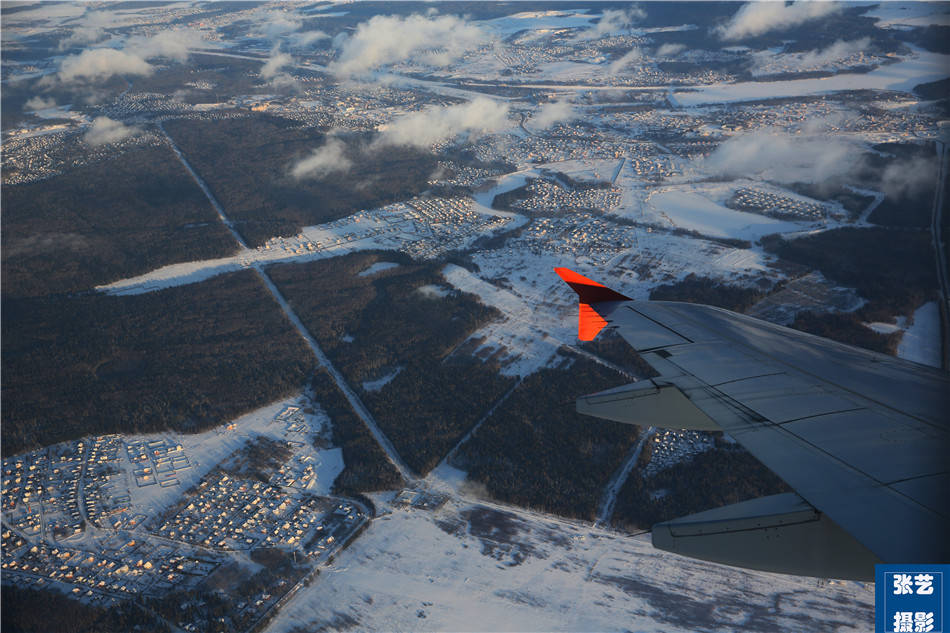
1,414,366,633
514,213,636,265
128,437,191,489
429,160,503,188
644,430,716,478
2,532,217,600
255,194,513,263
2,441,85,540
753,49,876,78
151,472,356,552
729,187,826,221
509,178,623,214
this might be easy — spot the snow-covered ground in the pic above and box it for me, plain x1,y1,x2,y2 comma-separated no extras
98,173,529,296
673,46,950,106
865,301,942,368
358,261,401,277
262,498,874,633
485,9,599,35
117,395,340,519
862,1,950,28
442,262,572,377
644,189,806,241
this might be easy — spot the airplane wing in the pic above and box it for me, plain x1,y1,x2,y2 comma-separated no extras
555,267,949,581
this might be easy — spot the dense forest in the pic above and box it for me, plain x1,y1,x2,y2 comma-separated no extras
310,370,404,494
2,270,314,455
269,251,513,474
454,356,640,520
791,310,901,355
649,273,767,313
1,143,237,297
611,438,791,532
784,181,876,219
762,227,936,322
863,142,938,228
1,585,169,633
163,115,439,246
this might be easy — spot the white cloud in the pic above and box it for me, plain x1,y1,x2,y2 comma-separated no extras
261,48,293,79
330,14,488,78
656,43,686,58
532,100,576,129
126,29,205,62
287,30,330,49
881,157,935,200
58,48,153,82
716,1,843,40
267,72,300,92
258,9,303,40
24,96,56,111
83,116,140,146
752,37,871,76
291,137,352,179
798,37,870,66
609,47,643,74
704,129,859,183
573,7,645,41
55,28,204,83
58,26,106,50
375,97,510,149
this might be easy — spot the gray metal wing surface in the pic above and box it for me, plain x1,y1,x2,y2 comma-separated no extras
556,268,949,579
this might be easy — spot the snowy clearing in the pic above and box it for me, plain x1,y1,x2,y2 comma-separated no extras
673,47,950,106
358,261,401,277
262,498,874,633
645,189,806,241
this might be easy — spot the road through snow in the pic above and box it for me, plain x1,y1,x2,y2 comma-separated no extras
596,426,656,527
160,122,416,482
252,267,416,481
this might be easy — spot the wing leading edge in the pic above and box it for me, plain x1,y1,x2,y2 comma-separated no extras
555,267,950,581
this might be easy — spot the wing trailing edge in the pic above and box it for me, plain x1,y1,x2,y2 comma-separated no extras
554,267,630,341
553,266,950,579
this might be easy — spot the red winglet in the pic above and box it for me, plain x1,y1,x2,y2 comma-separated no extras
554,268,630,341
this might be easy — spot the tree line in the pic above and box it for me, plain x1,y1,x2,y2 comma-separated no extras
164,115,438,247
611,438,791,533
454,356,640,521
2,144,236,297
269,251,513,475
310,369,404,494
2,270,314,456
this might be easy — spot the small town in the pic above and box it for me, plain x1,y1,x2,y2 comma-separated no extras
1,404,369,633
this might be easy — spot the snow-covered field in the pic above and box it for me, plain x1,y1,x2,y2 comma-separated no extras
673,46,950,106
644,189,805,241
862,1,950,28
442,262,572,377
116,394,341,519
262,498,874,633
